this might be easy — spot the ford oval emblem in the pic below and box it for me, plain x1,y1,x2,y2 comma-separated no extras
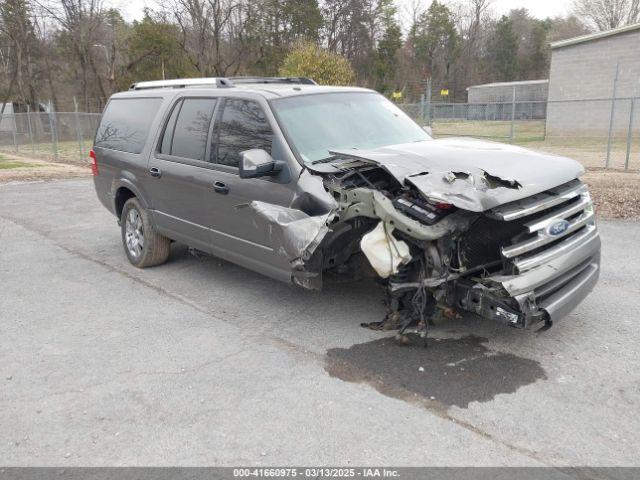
546,219,570,236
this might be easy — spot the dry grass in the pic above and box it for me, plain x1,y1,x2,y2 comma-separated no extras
432,120,640,171
523,137,638,171
0,141,92,166
432,119,546,142
0,153,89,183
0,155,41,169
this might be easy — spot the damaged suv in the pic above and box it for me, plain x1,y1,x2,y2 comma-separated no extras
92,77,600,342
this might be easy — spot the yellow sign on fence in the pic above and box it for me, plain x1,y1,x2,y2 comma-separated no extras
440,89,449,97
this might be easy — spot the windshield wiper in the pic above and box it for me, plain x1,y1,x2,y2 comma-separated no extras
310,148,363,165
310,154,341,165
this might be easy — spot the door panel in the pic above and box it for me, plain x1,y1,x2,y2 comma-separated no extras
207,170,294,276
146,160,219,251
146,97,218,251
207,98,295,279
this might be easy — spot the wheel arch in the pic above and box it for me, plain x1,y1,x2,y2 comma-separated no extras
112,179,150,220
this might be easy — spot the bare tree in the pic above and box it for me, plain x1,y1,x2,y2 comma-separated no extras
35,0,111,109
0,0,41,109
572,0,640,30
400,0,425,32
31,11,60,109
548,15,592,41
159,0,250,76
450,0,493,90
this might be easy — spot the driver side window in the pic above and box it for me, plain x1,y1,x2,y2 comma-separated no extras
213,99,273,168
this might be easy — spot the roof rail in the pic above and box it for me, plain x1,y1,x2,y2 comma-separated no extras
129,76,317,90
228,76,317,85
129,77,234,90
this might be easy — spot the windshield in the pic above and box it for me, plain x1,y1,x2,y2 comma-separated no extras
271,92,430,163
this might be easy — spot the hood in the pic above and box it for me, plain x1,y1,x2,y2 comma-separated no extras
316,137,584,212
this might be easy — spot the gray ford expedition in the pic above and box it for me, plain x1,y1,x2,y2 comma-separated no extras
92,76,600,342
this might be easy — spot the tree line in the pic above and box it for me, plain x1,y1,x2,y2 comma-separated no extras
1,0,638,112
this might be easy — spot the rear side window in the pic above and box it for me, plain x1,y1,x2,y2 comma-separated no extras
160,98,217,161
214,99,273,167
95,98,162,154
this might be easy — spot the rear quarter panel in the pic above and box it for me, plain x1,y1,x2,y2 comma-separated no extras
92,92,176,218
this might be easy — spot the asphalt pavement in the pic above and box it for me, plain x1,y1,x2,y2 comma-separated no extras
0,179,638,466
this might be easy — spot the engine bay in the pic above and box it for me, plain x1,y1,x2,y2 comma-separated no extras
308,159,540,345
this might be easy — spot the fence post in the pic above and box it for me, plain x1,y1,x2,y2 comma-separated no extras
543,100,549,140
606,62,619,168
26,105,35,155
625,98,635,170
48,103,58,161
73,97,84,162
426,78,432,126
11,114,18,153
509,86,516,143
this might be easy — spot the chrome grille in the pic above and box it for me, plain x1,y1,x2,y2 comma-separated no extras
488,180,597,274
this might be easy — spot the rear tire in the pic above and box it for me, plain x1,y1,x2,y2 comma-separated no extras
121,197,170,268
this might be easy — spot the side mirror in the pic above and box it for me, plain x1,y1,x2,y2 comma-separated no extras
422,125,433,136
239,149,284,179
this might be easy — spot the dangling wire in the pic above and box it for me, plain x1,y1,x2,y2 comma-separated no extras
411,257,429,337
397,256,430,340
382,221,402,276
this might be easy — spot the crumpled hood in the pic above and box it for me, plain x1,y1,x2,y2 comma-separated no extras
324,137,584,212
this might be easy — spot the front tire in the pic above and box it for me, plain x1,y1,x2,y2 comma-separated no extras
121,197,170,268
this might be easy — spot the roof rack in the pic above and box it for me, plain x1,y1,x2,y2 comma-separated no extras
129,76,317,90
228,76,317,85
129,77,233,90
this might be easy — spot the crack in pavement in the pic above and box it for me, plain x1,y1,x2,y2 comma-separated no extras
120,349,247,378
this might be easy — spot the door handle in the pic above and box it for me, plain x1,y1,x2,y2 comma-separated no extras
213,181,229,195
149,167,162,178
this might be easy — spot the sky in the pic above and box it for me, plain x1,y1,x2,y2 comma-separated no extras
116,0,574,24
492,0,572,19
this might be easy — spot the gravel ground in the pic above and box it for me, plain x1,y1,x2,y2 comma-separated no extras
582,169,640,220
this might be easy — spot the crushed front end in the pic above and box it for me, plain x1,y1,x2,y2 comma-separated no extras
250,138,600,343
310,158,600,343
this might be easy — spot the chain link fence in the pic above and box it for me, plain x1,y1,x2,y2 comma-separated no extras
0,98,638,171
0,111,101,165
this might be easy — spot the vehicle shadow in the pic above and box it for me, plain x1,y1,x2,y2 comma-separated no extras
163,243,544,350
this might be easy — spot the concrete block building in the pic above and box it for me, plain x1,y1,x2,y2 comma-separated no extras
467,80,549,103
546,23,640,136
465,80,548,120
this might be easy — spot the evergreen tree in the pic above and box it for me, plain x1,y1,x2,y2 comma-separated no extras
375,9,402,93
489,15,518,81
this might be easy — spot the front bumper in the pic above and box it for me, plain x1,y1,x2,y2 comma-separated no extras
457,226,601,328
